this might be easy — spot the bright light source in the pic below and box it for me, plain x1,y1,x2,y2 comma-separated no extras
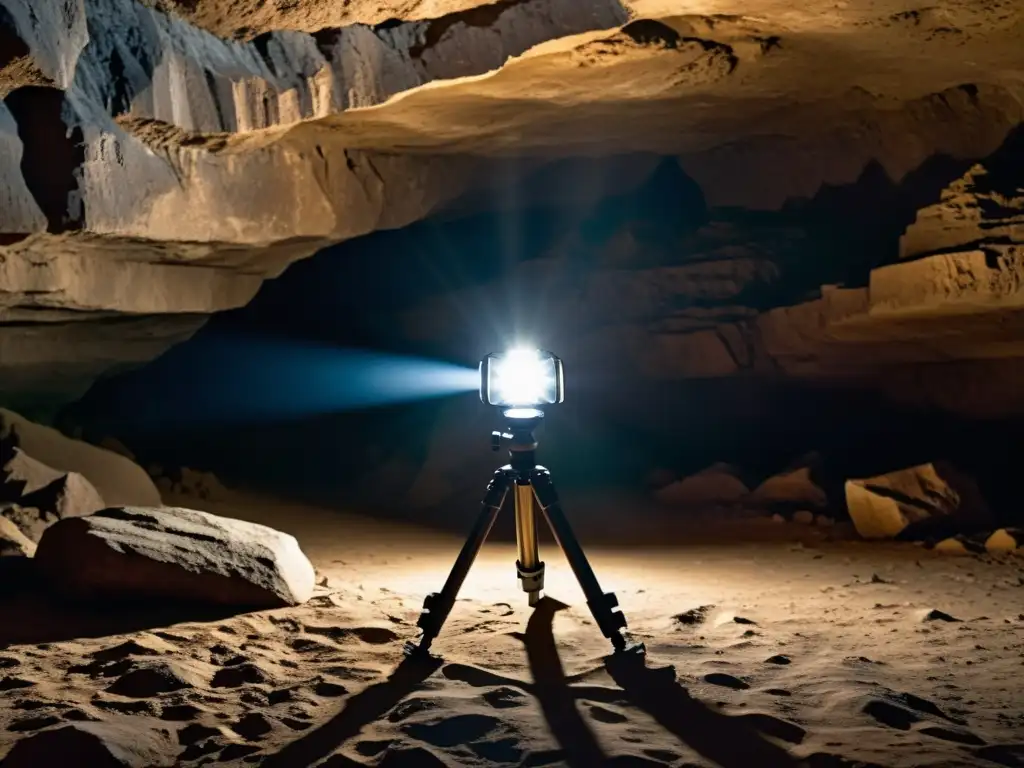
480,347,563,408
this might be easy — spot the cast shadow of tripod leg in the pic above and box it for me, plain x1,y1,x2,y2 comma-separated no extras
605,654,802,768
261,653,443,768
512,597,610,768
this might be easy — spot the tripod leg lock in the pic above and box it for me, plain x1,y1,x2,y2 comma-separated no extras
586,591,628,642
516,560,545,594
416,592,443,634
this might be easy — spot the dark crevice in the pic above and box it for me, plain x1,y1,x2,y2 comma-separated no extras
4,86,86,233
0,6,29,70
404,0,520,58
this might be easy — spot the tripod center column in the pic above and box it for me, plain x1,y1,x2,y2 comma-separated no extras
513,479,544,605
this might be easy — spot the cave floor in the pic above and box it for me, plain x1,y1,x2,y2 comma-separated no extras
1,494,1022,767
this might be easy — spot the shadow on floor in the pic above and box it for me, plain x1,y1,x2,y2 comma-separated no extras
261,597,803,767
0,559,263,645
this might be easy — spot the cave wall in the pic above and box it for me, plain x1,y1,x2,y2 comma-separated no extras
61,140,1024,521
2,0,1023,419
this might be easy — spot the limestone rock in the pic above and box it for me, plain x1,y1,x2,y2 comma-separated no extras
0,516,35,557
0,409,160,508
1,0,1022,414
985,528,1023,554
0,722,175,768
0,446,63,497
14,472,106,540
35,506,315,608
746,466,827,513
654,463,749,507
845,463,989,540
900,159,1024,260
1,439,106,542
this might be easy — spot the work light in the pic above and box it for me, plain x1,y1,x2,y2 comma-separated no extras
479,347,564,408
409,344,640,660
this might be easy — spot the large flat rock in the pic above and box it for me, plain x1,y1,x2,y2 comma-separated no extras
34,506,316,608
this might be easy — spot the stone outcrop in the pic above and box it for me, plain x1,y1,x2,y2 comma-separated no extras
654,463,749,508
1,0,1023,414
845,463,992,540
0,408,160,507
35,505,316,607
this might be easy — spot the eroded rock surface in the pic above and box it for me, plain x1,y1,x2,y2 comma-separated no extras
0,0,1022,412
35,505,316,607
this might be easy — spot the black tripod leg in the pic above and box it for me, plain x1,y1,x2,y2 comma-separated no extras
530,468,643,655
406,469,512,656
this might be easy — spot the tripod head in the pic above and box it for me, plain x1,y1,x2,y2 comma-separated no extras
490,407,544,471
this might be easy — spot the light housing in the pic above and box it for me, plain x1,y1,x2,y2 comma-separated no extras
480,348,564,408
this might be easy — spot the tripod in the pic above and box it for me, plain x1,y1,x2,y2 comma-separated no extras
406,409,644,658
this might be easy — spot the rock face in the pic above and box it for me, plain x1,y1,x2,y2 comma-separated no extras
0,409,159,507
845,463,991,540
746,466,828,514
1,0,1023,413
35,506,316,608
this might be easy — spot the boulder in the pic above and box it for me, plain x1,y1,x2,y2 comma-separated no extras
654,463,749,507
0,516,35,557
0,722,175,768
985,528,1023,554
746,464,827,512
35,506,315,608
845,463,990,540
0,446,63,497
1,445,106,542
0,409,160,507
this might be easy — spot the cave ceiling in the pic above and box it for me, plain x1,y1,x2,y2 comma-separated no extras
0,0,1022,416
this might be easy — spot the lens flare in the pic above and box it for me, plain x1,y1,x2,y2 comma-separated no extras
490,347,558,407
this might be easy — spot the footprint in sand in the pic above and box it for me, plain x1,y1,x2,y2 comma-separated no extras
160,703,202,721
8,715,62,732
0,677,35,691
482,686,527,709
388,697,441,723
403,713,503,748
231,712,273,740
105,662,193,697
863,690,983,745
178,723,219,746
312,679,348,697
93,697,155,716
587,703,628,724
703,672,750,690
0,656,21,669
211,662,269,688
289,637,338,654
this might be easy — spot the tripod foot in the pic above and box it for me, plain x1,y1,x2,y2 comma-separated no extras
403,637,441,662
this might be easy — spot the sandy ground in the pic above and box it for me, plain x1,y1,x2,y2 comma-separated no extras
0,492,1022,767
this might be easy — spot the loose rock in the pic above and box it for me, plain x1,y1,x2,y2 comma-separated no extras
654,463,749,507
845,462,989,540
35,506,316,608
